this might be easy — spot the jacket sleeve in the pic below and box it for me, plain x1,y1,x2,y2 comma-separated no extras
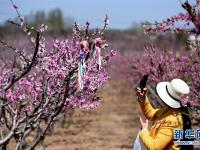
139,124,174,150
138,96,160,121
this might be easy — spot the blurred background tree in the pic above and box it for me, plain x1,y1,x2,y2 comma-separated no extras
0,8,75,36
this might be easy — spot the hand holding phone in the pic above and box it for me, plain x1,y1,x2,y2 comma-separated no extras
139,74,149,92
136,74,149,102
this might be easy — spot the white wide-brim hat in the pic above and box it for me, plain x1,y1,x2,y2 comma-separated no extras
155,79,190,108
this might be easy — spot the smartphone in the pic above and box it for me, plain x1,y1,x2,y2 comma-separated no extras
139,74,149,92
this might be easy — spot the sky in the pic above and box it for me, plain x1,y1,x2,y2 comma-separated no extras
0,0,196,29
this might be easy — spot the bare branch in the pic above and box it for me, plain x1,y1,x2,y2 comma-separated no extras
0,111,17,145
4,32,40,91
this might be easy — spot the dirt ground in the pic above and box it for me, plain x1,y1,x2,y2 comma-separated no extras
41,76,143,150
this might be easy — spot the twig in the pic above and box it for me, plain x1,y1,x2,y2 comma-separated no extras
4,32,40,91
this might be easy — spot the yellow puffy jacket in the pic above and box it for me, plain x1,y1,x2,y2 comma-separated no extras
138,96,183,150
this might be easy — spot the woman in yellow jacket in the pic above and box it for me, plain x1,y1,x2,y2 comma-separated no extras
136,78,194,150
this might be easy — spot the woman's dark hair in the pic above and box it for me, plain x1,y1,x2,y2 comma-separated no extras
180,106,194,150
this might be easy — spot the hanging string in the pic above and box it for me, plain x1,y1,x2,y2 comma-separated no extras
77,49,84,90
95,46,101,70
94,38,105,70
77,41,88,91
